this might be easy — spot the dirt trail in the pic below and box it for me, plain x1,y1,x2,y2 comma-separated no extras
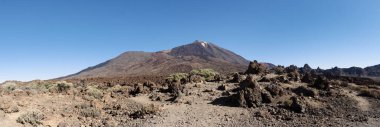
0,112,23,127
131,96,255,127
342,89,370,111
127,83,259,127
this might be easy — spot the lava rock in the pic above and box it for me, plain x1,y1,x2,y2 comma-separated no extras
290,96,306,113
293,86,317,97
265,84,284,96
245,60,267,75
313,76,331,90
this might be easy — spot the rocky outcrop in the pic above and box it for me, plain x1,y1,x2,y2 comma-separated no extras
237,76,266,108
313,76,331,90
286,65,301,82
245,60,267,75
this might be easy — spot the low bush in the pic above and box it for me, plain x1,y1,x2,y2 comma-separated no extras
1,82,17,93
47,81,72,93
0,102,19,113
359,88,380,99
16,111,45,126
86,86,103,99
190,69,219,81
166,73,189,83
80,107,101,118
129,104,159,119
75,103,101,118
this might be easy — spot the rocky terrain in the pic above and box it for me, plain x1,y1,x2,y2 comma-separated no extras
1,60,380,127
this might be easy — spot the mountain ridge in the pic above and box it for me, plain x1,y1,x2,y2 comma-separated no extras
62,40,256,79
324,64,380,78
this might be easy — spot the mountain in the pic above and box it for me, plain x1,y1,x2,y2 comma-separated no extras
62,40,257,79
324,64,380,78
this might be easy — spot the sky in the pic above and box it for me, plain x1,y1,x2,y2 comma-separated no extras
0,0,380,82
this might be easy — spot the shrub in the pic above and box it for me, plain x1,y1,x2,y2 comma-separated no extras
283,99,293,108
190,69,219,81
57,82,71,93
129,104,159,119
359,88,380,99
109,85,128,93
46,81,72,93
16,111,45,126
0,103,19,113
30,81,54,92
1,82,17,93
80,107,101,118
76,103,101,118
166,73,189,83
86,86,103,99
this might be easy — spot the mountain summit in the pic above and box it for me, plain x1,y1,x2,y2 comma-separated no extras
168,40,248,65
63,40,252,79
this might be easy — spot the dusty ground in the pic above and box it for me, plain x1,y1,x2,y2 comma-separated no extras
1,80,379,127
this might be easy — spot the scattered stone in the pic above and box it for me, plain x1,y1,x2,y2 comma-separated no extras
265,84,284,96
276,76,290,83
258,77,271,82
217,84,228,91
203,89,214,93
293,86,317,97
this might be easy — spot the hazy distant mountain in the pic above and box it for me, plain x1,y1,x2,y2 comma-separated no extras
324,64,380,78
62,40,266,79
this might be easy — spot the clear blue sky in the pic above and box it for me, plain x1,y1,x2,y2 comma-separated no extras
1,0,380,82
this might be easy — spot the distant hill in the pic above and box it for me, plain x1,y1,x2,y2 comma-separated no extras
324,64,380,78
62,40,271,79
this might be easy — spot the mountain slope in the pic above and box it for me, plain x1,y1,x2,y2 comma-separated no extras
63,41,252,79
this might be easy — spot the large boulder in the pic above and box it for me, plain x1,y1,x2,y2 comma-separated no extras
272,65,286,75
286,65,301,82
237,76,271,108
276,75,290,83
265,84,285,96
300,64,312,74
289,96,306,113
301,72,315,84
313,76,331,90
231,73,246,83
168,82,186,97
245,60,267,75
